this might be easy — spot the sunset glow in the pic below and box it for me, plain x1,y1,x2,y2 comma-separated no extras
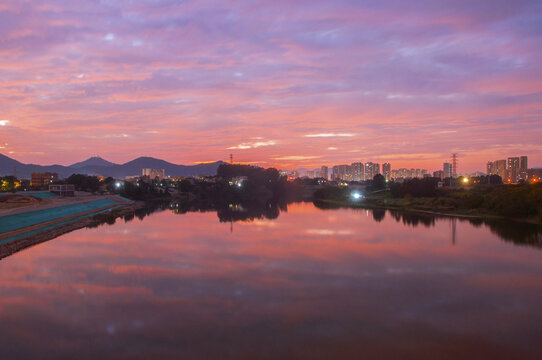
1,0,541,171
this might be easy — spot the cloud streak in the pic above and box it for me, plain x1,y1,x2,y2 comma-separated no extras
227,140,277,150
272,156,321,161
304,133,356,138
0,0,540,171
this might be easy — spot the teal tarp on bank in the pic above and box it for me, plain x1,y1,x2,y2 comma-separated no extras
0,199,115,234
0,192,58,199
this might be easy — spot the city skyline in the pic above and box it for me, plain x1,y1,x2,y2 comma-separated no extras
1,151,538,177
287,154,533,182
1,0,541,172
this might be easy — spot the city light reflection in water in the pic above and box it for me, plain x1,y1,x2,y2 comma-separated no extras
0,202,541,359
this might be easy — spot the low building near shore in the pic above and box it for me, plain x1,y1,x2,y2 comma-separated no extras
31,172,58,187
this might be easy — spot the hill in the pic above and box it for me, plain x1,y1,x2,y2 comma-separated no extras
0,153,224,179
70,156,118,169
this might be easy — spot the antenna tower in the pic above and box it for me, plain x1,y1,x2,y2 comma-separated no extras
451,153,458,178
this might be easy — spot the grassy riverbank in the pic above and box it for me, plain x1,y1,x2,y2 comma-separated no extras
314,183,542,224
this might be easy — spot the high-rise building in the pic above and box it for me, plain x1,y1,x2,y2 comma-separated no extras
433,170,444,180
332,165,349,181
365,162,374,180
393,168,411,179
351,162,364,181
332,165,339,180
321,166,328,180
443,162,452,178
487,161,494,175
382,163,391,181
345,165,353,181
520,156,528,180
373,163,380,177
507,157,520,183
494,159,507,180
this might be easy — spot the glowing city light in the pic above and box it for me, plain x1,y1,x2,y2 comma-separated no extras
351,192,363,201
463,177,469,184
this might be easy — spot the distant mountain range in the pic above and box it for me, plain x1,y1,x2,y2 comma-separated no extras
0,153,225,179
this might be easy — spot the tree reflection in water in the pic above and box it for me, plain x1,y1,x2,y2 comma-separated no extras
106,199,542,250
167,198,289,223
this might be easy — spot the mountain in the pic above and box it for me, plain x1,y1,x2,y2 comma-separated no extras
70,156,118,169
0,153,24,170
78,157,226,178
0,153,73,178
0,153,225,179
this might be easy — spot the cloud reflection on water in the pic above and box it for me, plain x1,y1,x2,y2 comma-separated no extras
0,203,541,359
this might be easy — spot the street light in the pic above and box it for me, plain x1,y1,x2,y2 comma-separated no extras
351,191,363,201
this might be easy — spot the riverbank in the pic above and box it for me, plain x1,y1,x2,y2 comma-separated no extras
314,197,542,225
0,194,142,259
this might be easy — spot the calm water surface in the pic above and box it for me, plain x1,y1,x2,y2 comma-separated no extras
1,203,541,359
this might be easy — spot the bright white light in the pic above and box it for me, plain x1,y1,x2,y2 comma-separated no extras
115,182,122,188
351,192,363,200
0,120,10,126
237,182,242,187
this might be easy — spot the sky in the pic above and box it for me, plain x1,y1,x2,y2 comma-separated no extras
1,0,541,172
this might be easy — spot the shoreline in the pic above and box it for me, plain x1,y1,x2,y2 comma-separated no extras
314,199,542,225
2,195,541,260
0,202,143,260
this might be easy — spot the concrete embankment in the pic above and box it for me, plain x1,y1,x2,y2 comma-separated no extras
0,194,136,259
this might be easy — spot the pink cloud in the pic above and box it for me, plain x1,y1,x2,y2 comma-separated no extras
0,0,541,171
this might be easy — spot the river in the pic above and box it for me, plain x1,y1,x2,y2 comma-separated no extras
1,202,541,359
